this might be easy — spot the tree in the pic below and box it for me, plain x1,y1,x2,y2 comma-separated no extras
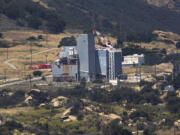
102,119,132,135
143,129,156,135
58,36,76,48
165,91,180,113
80,78,86,88
176,41,180,49
160,48,167,55
46,15,65,34
0,33,3,38
27,36,37,41
130,110,149,120
173,73,180,89
38,35,43,40
33,71,42,77
0,120,23,134
27,16,42,29
0,40,8,48
116,38,123,48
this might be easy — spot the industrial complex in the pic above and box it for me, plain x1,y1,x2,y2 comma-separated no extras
52,33,123,83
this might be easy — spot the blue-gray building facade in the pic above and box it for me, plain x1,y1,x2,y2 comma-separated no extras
96,49,109,80
77,34,96,81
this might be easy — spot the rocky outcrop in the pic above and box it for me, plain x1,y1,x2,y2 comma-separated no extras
51,96,68,107
147,0,175,8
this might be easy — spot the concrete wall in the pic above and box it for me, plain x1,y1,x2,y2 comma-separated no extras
52,61,63,78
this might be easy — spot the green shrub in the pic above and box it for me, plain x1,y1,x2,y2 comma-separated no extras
0,40,8,48
176,41,180,49
58,36,76,48
38,35,43,40
0,33,3,38
27,36,37,41
33,71,42,77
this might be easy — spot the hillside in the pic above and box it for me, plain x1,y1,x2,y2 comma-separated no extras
147,0,180,8
40,0,180,37
0,0,65,33
1,0,180,39
147,0,175,8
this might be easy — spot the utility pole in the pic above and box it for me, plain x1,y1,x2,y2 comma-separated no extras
30,41,32,65
27,75,32,90
4,69,7,84
46,32,48,48
45,53,48,64
136,122,139,135
174,126,176,135
136,64,138,76
155,64,157,80
139,65,142,82
6,47,8,59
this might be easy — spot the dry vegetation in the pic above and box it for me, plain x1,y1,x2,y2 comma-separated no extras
0,30,78,80
126,30,180,54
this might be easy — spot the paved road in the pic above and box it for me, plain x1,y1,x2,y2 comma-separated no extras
0,75,52,88
0,77,42,88
0,78,20,83
4,59,18,70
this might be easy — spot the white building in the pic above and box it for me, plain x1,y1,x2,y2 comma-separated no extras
122,54,144,67
59,46,77,59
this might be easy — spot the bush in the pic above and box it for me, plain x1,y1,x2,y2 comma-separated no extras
130,110,150,120
0,33,3,38
143,129,157,135
0,120,23,134
27,36,37,41
33,71,42,77
165,91,180,113
0,40,8,48
0,90,25,107
102,119,132,135
173,73,180,89
38,35,43,40
80,78,86,88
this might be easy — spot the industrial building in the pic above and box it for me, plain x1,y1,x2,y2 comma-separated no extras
108,49,122,80
52,46,79,82
52,33,123,84
122,54,144,67
96,49,109,80
77,34,96,81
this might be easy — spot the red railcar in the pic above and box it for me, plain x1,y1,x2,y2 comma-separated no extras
29,64,51,70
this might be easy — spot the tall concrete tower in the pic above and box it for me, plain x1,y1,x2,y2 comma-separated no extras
77,34,96,81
